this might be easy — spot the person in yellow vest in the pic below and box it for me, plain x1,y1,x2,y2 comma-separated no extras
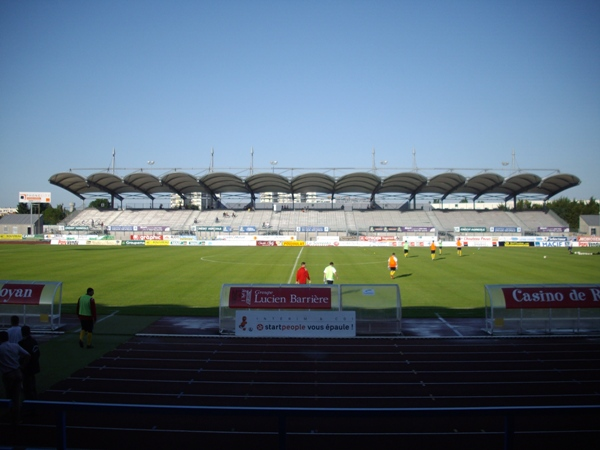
430,241,436,260
388,252,398,279
77,288,97,349
456,238,462,257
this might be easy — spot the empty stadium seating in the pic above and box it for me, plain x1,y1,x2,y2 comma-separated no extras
59,206,570,239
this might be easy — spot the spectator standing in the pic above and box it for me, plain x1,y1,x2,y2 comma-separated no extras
77,288,97,349
0,330,30,424
7,316,22,344
295,262,311,284
19,326,40,404
323,262,338,284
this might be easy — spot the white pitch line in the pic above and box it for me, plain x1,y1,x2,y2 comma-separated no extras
435,313,463,337
75,310,119,332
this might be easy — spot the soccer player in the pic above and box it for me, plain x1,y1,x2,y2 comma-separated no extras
323,262,338,284
388,252,398,279
403,240,409,257
430,241,436,260
456,238,462,257
77,287,97,349
296,262,311,284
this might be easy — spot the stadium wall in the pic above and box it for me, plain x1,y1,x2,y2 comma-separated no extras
39,208,589,247
44,235,595,248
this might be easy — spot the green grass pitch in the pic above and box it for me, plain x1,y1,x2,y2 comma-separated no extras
1,243,599,393
1,244,598,318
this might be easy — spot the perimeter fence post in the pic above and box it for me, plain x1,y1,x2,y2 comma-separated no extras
278,413,287,450
504,413,515,450
57,409,67,450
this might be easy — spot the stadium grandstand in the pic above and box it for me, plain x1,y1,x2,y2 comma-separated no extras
49,164,579,241
55,206,569,240
49,164,580,211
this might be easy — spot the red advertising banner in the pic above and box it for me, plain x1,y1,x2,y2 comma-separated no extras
359,236,397,242
502,286,600,309
229,286,332,309
0,283,44,305
256,241,278,246
578,236,600,242
131,235,163,240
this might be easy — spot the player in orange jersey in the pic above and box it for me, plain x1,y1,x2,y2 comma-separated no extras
388,253,398,279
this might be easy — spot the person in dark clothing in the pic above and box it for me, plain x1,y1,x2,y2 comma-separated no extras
18,326,40,403
0,330,30,424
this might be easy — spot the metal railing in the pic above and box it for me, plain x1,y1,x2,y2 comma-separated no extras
2,400,598,450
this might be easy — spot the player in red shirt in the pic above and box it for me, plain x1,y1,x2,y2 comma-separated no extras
295,262,311,284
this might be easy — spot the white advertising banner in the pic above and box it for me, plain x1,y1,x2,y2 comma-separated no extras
461,236,496,247
235,310,356,337
316,236,340,242
19,192,51,203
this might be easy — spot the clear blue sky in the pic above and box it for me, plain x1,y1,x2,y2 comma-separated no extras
1,0,598,208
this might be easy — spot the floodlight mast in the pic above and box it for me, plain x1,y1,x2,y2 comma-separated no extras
412,148,418,171
371,147,376,173
111,149,116,208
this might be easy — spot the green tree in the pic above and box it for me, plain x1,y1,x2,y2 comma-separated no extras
581,197,599,215
42,204,68,225
497,196,598,232
16,202,30,214
514,199,544,211
89,198,111,209
17,202,50,214
546,196,599,231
